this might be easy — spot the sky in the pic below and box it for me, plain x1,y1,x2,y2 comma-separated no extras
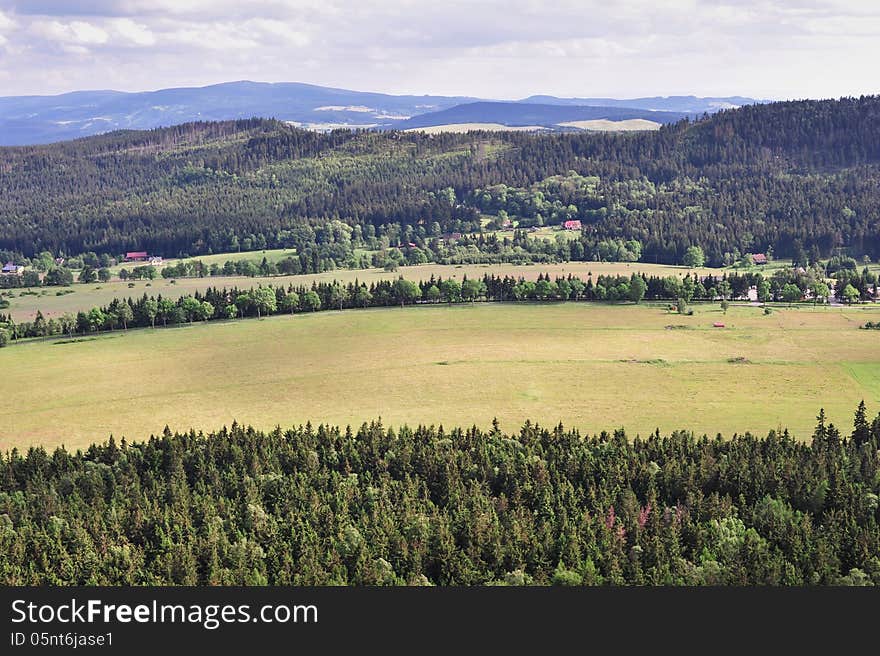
0,1,878,100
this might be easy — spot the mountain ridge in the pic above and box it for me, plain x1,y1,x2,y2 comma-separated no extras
0,80,760,146
395,101,688,131
518,94,766,113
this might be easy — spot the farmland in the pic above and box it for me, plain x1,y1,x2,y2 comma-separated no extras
405,123,548,133
3,260,724,322
107,247,298,274
2,301,878,452
557,118,662,131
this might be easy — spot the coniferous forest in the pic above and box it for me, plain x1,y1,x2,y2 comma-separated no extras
1,96,879,266
1,404,878,586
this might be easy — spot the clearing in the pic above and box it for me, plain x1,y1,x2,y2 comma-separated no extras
1,302,878,452
557,119,662,131
405,123,549,134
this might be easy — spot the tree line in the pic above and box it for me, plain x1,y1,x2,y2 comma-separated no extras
3,268,876,344
1,402,878,585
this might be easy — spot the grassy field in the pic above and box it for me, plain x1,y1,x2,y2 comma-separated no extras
406,121,664,133
4,261,724,322
2,302,878,452
558,119,662,131
405,123,548,133
476,217,584,242
108,248,298,274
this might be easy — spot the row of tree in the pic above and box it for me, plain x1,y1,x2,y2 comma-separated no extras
3,269,876,343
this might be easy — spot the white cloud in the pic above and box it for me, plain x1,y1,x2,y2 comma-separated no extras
242,18,310,46
800,14,880,36
467,37,636,60
0,9,16,31
164,24,260,50
109,18,155,46
32,19,110,45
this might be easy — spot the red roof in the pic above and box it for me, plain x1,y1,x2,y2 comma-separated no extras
752,253,767,264
563,220,582,230
713,322,725,328
126,251,148,259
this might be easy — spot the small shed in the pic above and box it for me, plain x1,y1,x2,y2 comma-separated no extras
752,253,768,265
713,322,726,328
563,220,582,230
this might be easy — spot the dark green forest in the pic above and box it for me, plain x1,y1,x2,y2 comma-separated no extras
1,404,878,585
1,96,879,266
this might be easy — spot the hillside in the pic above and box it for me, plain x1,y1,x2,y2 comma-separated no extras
0,96,879,266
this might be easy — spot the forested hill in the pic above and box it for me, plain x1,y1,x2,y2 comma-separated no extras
1,96,879,266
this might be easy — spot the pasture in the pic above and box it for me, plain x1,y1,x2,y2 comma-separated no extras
108,247,298,274
3,261,723,322
405,123,548,133
557,119,662,131
1,302,878,452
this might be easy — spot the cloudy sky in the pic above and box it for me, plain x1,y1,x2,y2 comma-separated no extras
0,0,878,99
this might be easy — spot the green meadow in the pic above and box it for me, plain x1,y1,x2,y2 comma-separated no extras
3,261,722,321
1,302,878,452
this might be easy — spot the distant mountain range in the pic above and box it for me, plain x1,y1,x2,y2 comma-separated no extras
0,81,763,146
519,94,760,113
394,102,688,131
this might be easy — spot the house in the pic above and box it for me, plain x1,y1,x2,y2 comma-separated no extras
125,251,149,262
752,253,768,265
54,257,65,266
563,220,582,230
149,256,163,266
1,261,22,275
501,218,512,228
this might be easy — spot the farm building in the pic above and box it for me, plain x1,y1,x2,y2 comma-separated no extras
125,251,149,262
563,220,582,230
149,256,163,266
713,322,726,328
2,262,22,275
752,253,768,265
